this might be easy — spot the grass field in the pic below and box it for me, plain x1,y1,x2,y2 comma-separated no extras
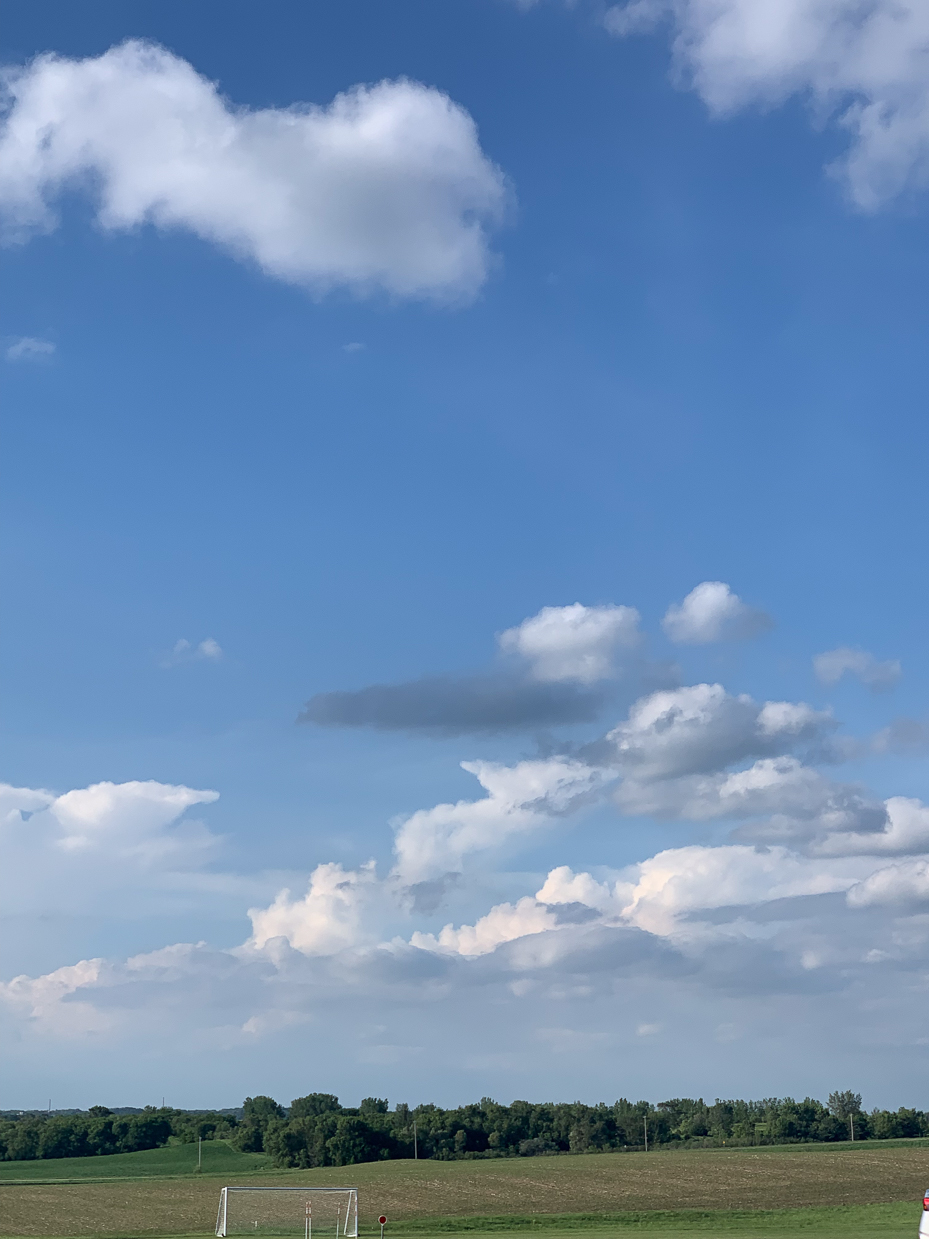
0,1143,271,1184
1,1140,927,1239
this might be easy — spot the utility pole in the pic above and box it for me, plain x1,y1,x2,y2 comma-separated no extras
643,1115,648,1153
849,1114,855,1142
198,1137,202,1170
413,1121,418,1160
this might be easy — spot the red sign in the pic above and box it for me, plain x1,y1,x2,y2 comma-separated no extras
378,1218,387,1226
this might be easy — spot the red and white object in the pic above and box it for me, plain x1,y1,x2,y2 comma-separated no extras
918,1189,929,1237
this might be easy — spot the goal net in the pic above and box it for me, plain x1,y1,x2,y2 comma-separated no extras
216,1187,358,1238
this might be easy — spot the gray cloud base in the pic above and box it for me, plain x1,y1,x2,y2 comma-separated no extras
300,675,609,735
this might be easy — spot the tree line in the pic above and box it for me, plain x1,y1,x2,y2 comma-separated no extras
1,1090,926,1165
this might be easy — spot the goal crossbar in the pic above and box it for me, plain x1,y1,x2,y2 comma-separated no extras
216,1186,358,1238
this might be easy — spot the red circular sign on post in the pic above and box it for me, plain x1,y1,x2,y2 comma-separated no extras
378,1218,387,1226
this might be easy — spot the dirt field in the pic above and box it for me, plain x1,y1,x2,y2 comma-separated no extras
1,1142,928,1237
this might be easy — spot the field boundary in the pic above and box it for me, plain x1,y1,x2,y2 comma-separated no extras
0,1201,923,1239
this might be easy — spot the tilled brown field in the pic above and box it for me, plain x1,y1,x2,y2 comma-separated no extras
3,1144,929,1237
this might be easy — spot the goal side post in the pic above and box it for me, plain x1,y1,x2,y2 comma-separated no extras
216,1186,228,1238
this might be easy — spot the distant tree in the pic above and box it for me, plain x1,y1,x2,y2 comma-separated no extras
828,1091,862,1118
88,1106,112,1117
828,1091,863,1141
290,1094,341,1118
325,1116,383,1166
243,1096,285,1121
360,1098,388,1117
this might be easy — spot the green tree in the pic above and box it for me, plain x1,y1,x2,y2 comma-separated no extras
291,1094,341,1118
828,1091,862,1140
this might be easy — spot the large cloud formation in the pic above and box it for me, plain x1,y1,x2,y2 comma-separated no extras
0,41,507,301
604,0,929,209
3,587,925,1094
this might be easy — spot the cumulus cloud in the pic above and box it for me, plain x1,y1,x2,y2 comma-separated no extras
593,683,917,857
622,756,886,846
606,683,832,781
816,796,929,857
0,782,55,825
1,958,108,1036
604,0,929,209
498,603,642,683
248,862,382,956
411,896,560,957
847,858,929,907
615,844,867,936
814,646,901,691
391,757,609,887
49,779,219,857
408,842,871,957
0,779,225,926
5,335,55,361
0,40,507,301
300,674,605,735
9,644,929,1077
662,582,771,644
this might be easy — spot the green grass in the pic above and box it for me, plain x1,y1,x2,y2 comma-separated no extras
0,1141,271,1184
379,1201,922,1233
0,1205,924,1239
2,1140,928,1237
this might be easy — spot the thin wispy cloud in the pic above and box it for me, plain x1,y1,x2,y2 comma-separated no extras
5,335,55,361
161,637,223,668
814,646,901,691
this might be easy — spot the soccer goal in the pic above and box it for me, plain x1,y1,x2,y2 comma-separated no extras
215,1186,358,1238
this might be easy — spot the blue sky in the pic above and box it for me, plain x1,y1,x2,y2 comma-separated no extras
3,0,929,1111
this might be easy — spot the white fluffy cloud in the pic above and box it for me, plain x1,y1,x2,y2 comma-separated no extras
814,646,901,690
50,779,218,857
619,755,887,847
0,41,507,301
409,841,870,955
605,0,929,209
662,582,770,644
616,844,865,936
391,756,609,886
248,862,381,956
0,779,223,922
607,683,830,781
6,601,929,1083
1,958,108,1036
411,895,559,957
847,857,929,907
499,602,641,683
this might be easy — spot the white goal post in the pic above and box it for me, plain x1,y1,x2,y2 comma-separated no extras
216,1186,358,1238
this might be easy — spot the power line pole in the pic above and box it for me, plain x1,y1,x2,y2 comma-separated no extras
413,1121,418,1160
643,1115,648,1153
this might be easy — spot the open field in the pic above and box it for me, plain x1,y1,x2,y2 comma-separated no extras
0,1144,271,1184
1,1140,927,1238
